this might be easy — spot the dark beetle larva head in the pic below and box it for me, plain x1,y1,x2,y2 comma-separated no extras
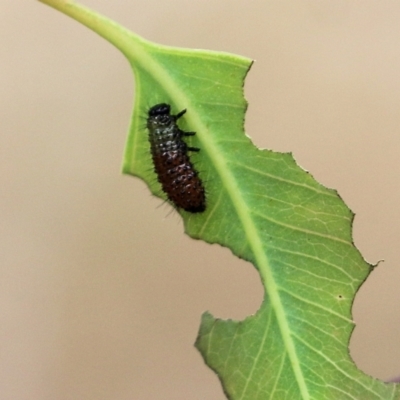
148,103,171,117
147,103,172,129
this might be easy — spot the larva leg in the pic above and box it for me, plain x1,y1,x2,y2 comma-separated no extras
175,109,187,119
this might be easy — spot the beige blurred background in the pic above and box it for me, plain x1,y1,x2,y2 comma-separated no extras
1,1,400,399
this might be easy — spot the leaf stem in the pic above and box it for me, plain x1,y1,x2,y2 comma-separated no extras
37,0,149,62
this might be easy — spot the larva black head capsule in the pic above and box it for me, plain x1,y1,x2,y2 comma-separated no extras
148,103,171,117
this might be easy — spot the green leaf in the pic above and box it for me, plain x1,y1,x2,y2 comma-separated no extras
38,1,400,399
